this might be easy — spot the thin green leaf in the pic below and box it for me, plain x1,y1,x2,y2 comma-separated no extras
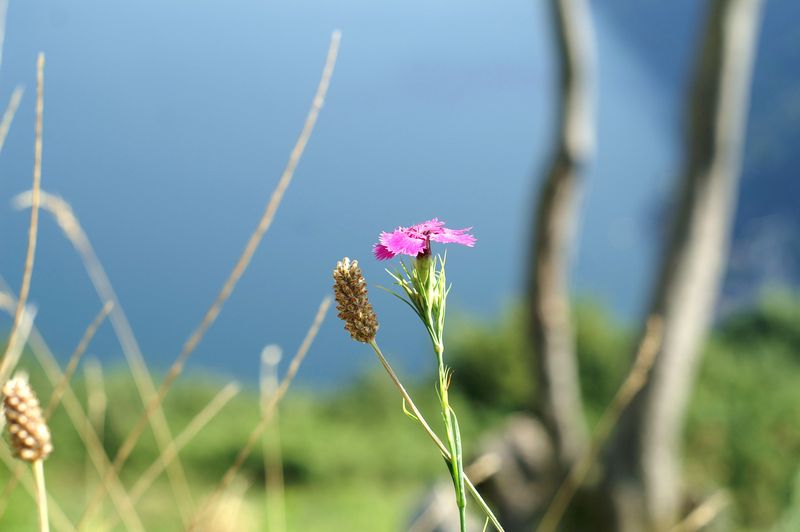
402,398,419,422
450,408,467,508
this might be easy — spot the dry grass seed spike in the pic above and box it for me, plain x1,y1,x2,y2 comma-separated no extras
3,373,52,532
3,374,52,463
333,257,378,343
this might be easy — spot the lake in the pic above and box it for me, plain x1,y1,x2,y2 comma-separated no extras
0,1,679,385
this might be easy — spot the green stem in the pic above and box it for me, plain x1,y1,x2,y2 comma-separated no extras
33,460,49,532
368,340,504,531
450,409,467,532
436,344,467,532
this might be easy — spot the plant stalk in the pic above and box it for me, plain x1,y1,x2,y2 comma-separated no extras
436,344,467,532
32,459,49,532
368,340,503,531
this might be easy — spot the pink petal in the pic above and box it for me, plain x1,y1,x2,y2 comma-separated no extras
410,218,446,235
373,243,396,260
380,230,427,257
373,219,476,261
429,227,476,247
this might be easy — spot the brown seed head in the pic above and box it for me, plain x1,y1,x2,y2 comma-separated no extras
333,257,379,343
3,375,52,462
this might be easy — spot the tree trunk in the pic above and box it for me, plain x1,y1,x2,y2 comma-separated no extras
527,0,596,470
607,1,765,530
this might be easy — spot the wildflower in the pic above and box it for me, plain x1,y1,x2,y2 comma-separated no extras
3,375,52,462
330,248,502,529
333,257,379,343
331,221,501,530
373,218,475,260
373,218,476,530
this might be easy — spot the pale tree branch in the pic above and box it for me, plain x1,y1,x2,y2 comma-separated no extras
607,1,766,530
528,0,595,467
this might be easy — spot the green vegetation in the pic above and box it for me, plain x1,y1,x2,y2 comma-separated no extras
0,360,503,529
450,294,800,531
0,294,798,530
686,294,800,528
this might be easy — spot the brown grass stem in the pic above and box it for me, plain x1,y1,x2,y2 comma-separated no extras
0,302,111,513
187,297,331,530
0,287,144,532
76,29,341,529
669,491,729,532
0,85,23,154
13,191,196,523
33,459,49,532
536,317,664,532
206,478,252,532
0,54,44,383
43,302,112,419
97,382,241,532
0,0,7,72
28,332,144,532
261,345,286,532
0,303,36,410
128,382,240,502
30,343,143,530
83,359,107,443
0,445,74,532
83,359,107,519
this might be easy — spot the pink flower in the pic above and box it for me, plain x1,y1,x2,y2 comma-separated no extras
373,218,476,260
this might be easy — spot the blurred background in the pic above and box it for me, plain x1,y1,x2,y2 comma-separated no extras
0,0,798,530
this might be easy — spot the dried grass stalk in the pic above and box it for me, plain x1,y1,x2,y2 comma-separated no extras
13,190,195,522
77,28,342,530
187,297,330,530
0,53,45,383
0,286,144,532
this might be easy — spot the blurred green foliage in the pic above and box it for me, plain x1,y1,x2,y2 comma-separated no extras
448,293,800,530
686,293,800,528
0,294,798,530
447,301,630,421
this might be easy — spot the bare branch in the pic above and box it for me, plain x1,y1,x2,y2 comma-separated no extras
528,0,595,466
608,1,766,529
538,318,662,532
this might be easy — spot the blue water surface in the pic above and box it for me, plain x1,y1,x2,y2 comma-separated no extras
0,1,677,385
